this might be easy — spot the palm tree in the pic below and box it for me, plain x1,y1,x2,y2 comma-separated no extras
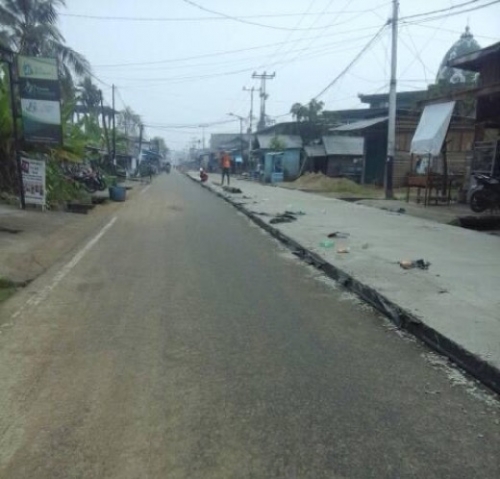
77,76,101,116
290,102,308,122
290,100,325,123
118,106,141,138
0,0,90,83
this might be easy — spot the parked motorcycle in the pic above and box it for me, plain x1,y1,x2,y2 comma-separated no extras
469,173,500,212
63,166,107,194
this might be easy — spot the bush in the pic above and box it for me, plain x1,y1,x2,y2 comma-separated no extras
46,159,90,207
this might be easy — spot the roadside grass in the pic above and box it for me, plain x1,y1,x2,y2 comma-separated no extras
0,278,17,303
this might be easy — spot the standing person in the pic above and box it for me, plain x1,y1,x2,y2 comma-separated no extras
220,150,231,186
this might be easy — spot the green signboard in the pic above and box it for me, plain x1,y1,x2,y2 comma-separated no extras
17,56,62,145
18,55,58,81
20,99,62,144
19,78,61,102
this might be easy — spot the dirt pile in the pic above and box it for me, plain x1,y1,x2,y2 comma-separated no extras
286,172,366,194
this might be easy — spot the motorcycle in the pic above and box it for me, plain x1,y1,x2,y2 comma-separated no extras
469,173,500,212
67,169,106,193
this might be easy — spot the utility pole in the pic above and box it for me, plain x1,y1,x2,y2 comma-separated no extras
385,0,399,199
112,84,116,165
243,86,259,170
252,72,275,131
4,54,25,209
243,86,259,133
228,113,245,166
99,90,111,159
199,124,206,149
138,123,144,163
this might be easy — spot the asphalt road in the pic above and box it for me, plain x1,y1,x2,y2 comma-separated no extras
0,173,499,479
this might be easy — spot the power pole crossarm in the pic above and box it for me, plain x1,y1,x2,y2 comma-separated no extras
385,0,399,199
252,72,275,131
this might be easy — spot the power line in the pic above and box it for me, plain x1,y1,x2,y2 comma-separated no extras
94,24,383,69
401,22,498,40
313,23,388,100
182,0,359,31
143,118,238,129
258,0,319,70
59,9,379,22
398,23,443,84
401,0,500,25
275,0,354,69
400,0,481,21
99,34,382,84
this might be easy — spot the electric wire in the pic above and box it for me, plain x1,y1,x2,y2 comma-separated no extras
313,23,388,99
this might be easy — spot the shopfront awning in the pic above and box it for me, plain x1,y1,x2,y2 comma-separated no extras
410,101,455,157
330,116,388,132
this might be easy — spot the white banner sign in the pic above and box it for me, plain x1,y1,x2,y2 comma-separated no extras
21,157,46,206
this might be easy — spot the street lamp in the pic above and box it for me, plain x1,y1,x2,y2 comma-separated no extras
228,113,245,170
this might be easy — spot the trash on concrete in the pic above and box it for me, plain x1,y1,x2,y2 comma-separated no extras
319,240,335,248
284,210,306,216
399,259,431,270
327,231,350,238
337,247,350,254
222,186,242,194
269,212,298,224
382,207,406,214
253,211,271,216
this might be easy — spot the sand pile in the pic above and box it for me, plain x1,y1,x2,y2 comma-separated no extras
287,172,365,194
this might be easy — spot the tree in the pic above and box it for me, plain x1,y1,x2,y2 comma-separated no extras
269,135,286,151
150,136,169,157
77,76,101,118
117,106,141,138
0,0,90,94
290,99,325,123
290,102,308,122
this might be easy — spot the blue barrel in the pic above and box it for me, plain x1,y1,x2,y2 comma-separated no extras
109,186,127,202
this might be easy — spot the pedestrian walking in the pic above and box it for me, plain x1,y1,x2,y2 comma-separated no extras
220,151,231,186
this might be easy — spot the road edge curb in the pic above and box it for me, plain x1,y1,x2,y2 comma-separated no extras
185,173,500,396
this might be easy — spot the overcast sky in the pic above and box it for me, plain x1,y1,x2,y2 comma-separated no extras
59,0,500,151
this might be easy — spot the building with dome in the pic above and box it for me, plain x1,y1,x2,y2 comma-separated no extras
436,27,481,85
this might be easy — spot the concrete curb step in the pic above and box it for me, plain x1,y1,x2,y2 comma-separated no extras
185,173,500,396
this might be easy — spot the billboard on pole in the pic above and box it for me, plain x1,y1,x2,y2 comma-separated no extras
17,56,62,145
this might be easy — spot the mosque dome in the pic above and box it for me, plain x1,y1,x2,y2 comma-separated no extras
436,26,481,84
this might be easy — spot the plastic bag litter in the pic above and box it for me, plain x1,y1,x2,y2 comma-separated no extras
327,231,350,238
399,259,430,270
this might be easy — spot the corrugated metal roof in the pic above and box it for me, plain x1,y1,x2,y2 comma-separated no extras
257,134,303,149
322,136,364,156
304,145,327,157
330,116,388,132
209,133,240,150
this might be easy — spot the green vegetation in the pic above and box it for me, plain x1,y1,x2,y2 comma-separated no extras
0,277,16,303
269,135,286,152
0,0,165,205
290,99,325,123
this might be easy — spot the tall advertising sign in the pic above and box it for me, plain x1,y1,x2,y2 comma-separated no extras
17,55,62,145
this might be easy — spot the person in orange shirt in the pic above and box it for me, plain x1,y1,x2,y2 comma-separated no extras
220,151,231,186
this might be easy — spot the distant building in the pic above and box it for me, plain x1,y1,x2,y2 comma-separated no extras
436,26,481,85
